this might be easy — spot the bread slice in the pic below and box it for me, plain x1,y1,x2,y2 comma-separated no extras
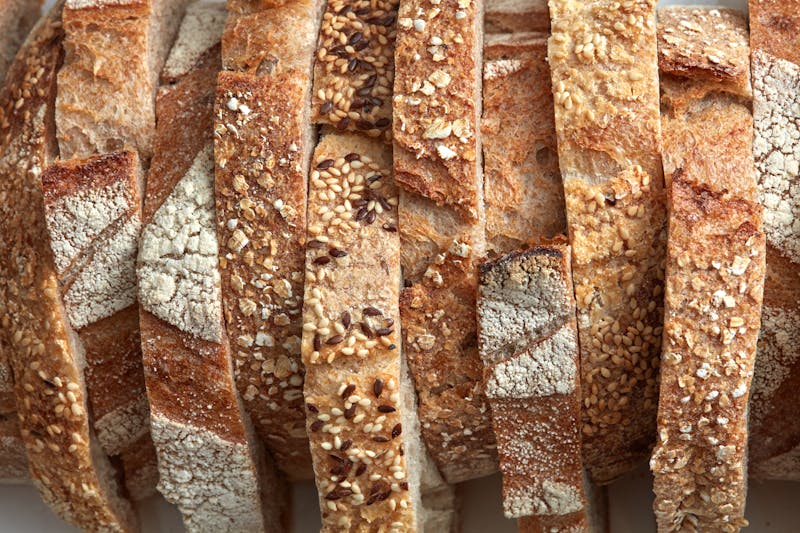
478,245,600,530
547,0,666,484
0,3,138,531
651,8,766,532
214,0,324,481
311,0,397,142
393,0,497,483
482,31,564,254
301,132,420,531
0,0,42,82
485,0,548,34
56,0,190,161
138,4,285,530
747,0,800,481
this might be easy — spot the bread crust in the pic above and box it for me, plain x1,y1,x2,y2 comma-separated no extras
478,246,591,527
547,0,666,484
482,32,564,254
214,0,323,480
748,0,800,481
0,4,138,531
651,8,766,532
301,132,418,531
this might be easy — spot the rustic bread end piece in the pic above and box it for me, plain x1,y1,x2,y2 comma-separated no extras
302,132,419,530
548,0,666,484
652,8,766,532
747,0,800,481
0,4,138,530
215,0,324,480
482,31,564,254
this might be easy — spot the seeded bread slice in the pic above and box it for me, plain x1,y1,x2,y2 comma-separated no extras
482,31,564,254
301,132,420,531
311,0,398,142
394,0,497,483
547,0,666,484
0,3,138,531
214,0,324,481
651,8,766,532
747,0,800,481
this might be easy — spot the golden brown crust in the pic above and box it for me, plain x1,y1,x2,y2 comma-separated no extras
311,0,397,141
747,0,800,481
301,133,418,531
749,0,800,67
215,0,323,480
485,0,548,34
478,245,591,526
547,0,666,484
657,7,751,98
393,0,483,218
0,4,138,531
651,8,766,532
482,32,565,254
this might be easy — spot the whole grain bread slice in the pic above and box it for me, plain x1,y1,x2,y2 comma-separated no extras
747,0,800,481
214,0,324,480
0,3,138,531
547,0,666,484
651,8,766,532
393,0,497,484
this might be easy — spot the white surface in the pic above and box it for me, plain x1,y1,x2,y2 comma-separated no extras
7,0,794,531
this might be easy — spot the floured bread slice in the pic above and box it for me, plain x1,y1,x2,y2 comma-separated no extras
138,4,286,530
747,0,800,481
478,245,602,531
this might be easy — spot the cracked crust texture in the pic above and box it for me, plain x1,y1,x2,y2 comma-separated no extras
482,32,565,254
139,8,285,528
547,0,666,484
478,246,596,531
651,8,766,533
748,0,800,481
394,0,497,483
485,0,549,34
301,133,419,532
214,0,324,480
0,3,138,531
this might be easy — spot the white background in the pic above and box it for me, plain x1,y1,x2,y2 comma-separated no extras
5,0,797,531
